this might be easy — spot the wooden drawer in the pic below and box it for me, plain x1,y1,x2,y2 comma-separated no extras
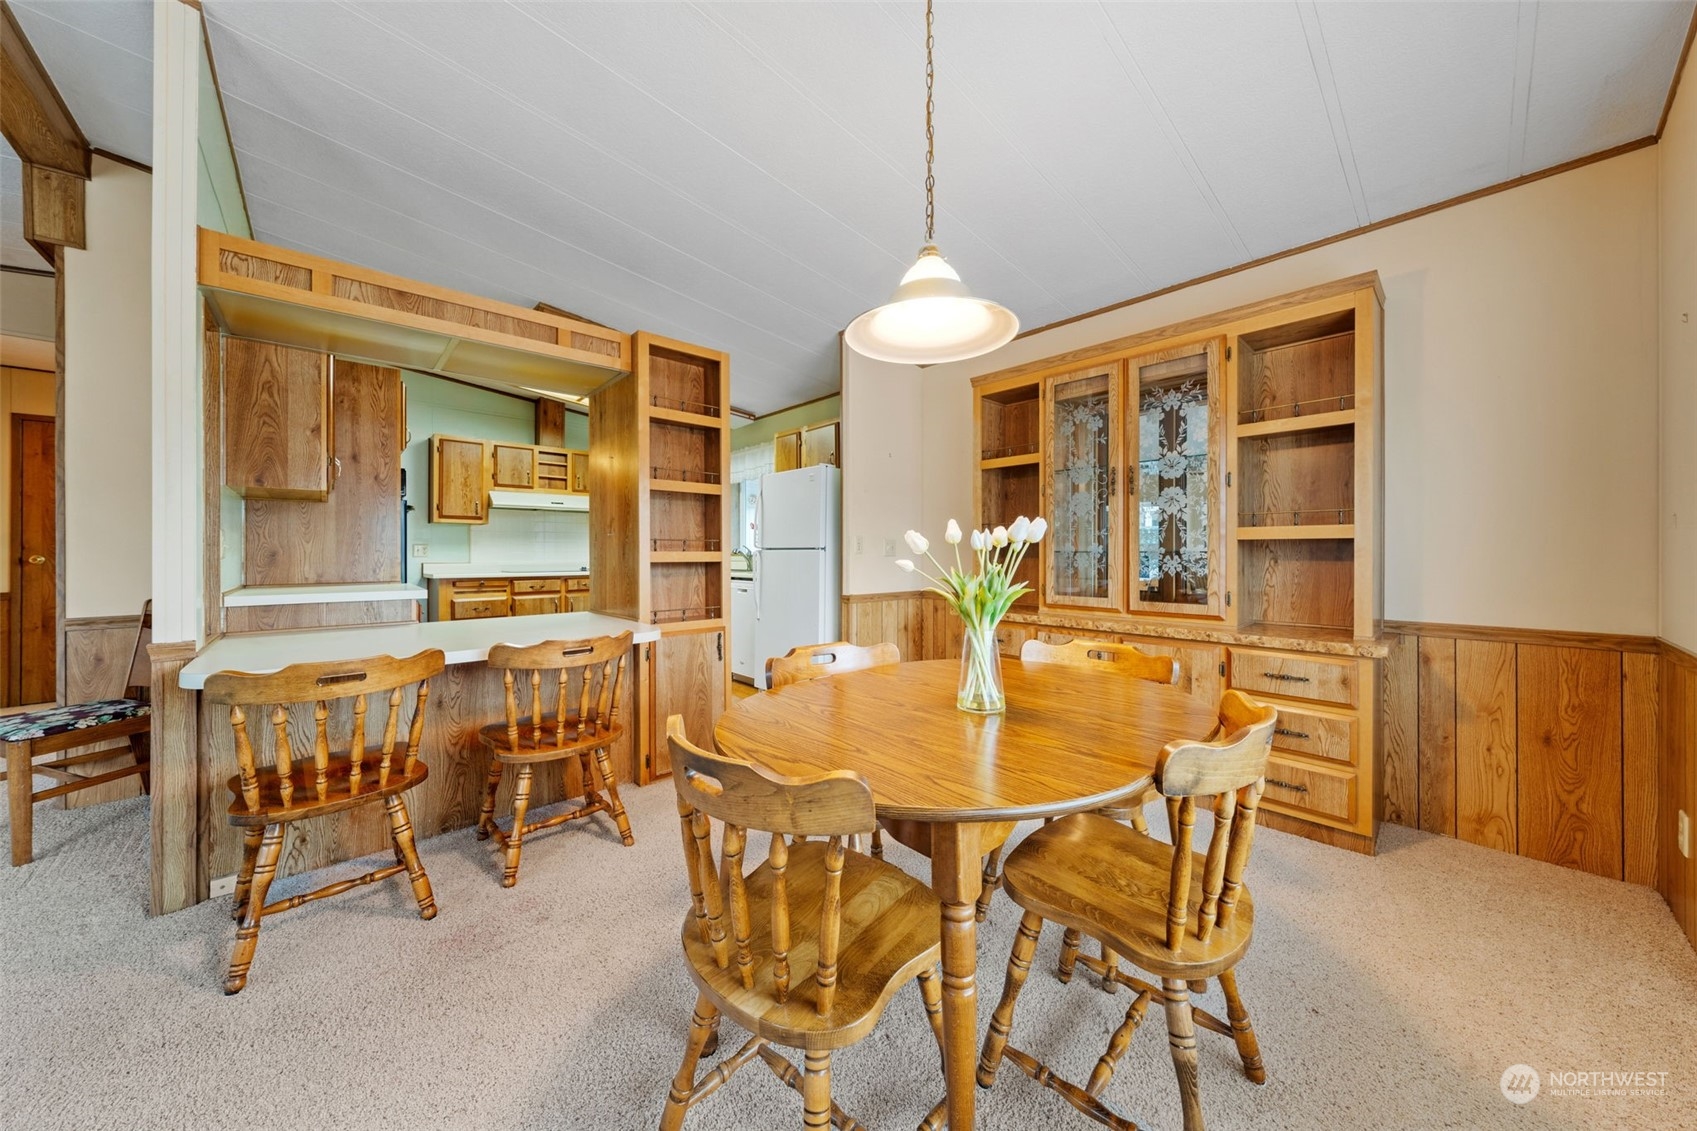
1228,647,1357,707
511,578,561,594
511,594,561,616
450,595,510,620
564,576,591,593
1261,756,1356,825
1267,704,1356,766
447,578,508,594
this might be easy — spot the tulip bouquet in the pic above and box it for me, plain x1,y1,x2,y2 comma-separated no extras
896,516,1047,713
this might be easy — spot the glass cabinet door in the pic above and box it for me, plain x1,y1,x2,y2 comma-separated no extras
1043,364,1122,608
1128,339,1223,618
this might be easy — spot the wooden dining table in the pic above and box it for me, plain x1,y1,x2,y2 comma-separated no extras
713,657,1220,1130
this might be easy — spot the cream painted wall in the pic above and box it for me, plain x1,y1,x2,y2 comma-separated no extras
1661,60,1696,654
840,344,927,595
847,148,1663,636
64,156,152,619
0,271,54,340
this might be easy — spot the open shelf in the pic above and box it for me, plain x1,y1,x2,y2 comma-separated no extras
1237,424,1354,530
1235,408,1356,438
651,561,722,624
648,344,722,419
982,461,1042,608
650,478,722,495
1237,524,1355,540
980,382,1041,461
980,452,1040,470
650,421,722,488
1237,311,1355,428
651,493,721,550
1239,538,1354,631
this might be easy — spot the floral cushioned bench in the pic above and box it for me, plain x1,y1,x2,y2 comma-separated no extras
0,699,150,743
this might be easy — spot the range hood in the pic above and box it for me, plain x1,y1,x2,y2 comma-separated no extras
487,490,588,512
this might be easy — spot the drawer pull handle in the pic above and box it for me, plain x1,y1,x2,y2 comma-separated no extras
1266,778,1308,794
1262,671,1312,682
1274,727,1310,739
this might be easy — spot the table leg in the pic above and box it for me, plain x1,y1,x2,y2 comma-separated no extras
928,821,982,1130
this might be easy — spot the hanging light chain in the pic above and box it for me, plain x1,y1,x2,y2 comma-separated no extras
924,0,936,244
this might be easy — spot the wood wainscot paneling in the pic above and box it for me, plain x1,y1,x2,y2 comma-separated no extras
223,601,420,634
840,591,928,663
59,613,146,808
1381,621,1660,886
149,640,200,915
1660,641,1697,949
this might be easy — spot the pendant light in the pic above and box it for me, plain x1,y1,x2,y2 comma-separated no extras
845,0,1018,365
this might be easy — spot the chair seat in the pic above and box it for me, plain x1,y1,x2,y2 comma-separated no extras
1001,811,1255,980
0,698,149,743
226,754,428,827
682,840,941,1050
478,717,622,763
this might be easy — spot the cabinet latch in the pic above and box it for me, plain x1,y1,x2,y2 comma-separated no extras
1219,661,1226,676
1225,345,1232,361
1225,470,1232,488
1226,591,1232,607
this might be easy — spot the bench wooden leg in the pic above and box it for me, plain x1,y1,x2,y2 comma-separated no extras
7,740,33,866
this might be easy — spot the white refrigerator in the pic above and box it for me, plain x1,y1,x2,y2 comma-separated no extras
754,466,841,688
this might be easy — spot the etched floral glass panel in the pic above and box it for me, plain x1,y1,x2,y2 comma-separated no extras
1048,370,1113,603
1134,348,1214,609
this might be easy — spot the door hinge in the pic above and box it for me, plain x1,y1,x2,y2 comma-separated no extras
1226,591,1232,607
1219,661,1227,676
1225,345,1232,361
1225,470,1232,488
717,632,724,662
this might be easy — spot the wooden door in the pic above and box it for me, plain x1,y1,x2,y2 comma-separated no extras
11,415,55,705
649,626,726,780
1042,364,1123,610
773,430,802,472
223,338,331,500
490,443,536,489
1125,339,1224,619
431,436,487,523
801,421,839,467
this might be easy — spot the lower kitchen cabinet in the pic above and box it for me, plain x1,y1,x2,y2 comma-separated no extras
644,624,728,782
429,575,588,621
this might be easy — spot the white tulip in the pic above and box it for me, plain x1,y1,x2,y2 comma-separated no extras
970,530,986,551
1027,516,1049,543
945,519,963,545
904,530,929,555
992,526,1009,548
1008,516,1031,543
895,559,916,572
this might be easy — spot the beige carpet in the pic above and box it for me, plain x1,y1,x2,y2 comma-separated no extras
3,784,1695,1131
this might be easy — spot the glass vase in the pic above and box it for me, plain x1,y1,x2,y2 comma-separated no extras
958,620,1007,714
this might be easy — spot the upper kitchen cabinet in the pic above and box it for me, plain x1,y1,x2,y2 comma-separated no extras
490,442,537,489
773,420,839,471
223,337,333,500
431,434,489,523
1042,363,1122,610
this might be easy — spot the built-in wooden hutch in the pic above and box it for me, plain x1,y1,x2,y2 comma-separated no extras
971,273,1386,853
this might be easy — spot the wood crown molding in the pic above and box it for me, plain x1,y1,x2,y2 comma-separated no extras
1383,619,1660,655
841,590,929,604
0,4,89,177
1662,637,1697,669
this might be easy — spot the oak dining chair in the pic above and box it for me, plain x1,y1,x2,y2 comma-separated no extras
766,640,1014,921
202,649,446,994
2,601,153,867
977,690,1278,1131
661,717,945,1130
476,632,634,887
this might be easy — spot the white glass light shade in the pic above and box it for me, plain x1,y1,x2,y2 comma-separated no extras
845,247,1018,365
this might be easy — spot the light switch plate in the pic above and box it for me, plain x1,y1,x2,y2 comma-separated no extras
1680,810,1691,860
884,538,897,557
209,874,236,898
412,544,429,558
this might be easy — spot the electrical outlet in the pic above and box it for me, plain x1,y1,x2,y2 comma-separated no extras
1680,810,1692,860
855,535,864,555
209,874,237,898
884,538,897,557
412,543,429,558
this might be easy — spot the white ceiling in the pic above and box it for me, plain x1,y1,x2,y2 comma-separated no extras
9,2,1692,414
9,0,153,166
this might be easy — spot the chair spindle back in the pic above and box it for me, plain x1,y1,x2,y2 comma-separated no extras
1151,690,1277,951
202,650,446,815
668,716,876,1013
485,632,633,751
1020,636,1179,685
766,640,901,689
